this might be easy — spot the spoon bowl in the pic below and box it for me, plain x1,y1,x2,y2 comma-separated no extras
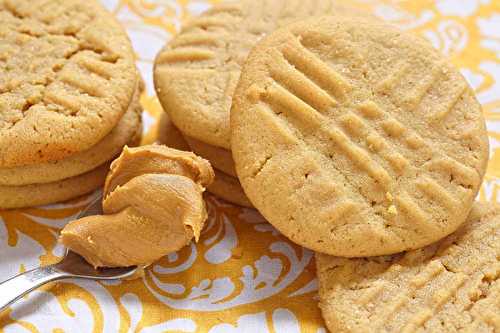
55,250,137,279
0,195,138,312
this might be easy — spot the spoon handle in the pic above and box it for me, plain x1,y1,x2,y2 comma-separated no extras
0,266,67,313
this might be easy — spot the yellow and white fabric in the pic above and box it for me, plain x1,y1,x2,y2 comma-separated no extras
1,0,499,332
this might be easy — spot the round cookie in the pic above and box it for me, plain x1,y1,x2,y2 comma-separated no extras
0,87,142,186
0,163,109,209
154,0,370,149
231,17,489,256
185,136,237,177
0,0,137,167
316,202,500,333
207,169,253,208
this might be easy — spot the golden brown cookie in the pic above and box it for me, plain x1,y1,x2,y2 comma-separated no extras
316,202,500,333
0,163,109,209
0,0,137,167
154,0,370,149
156,112,191,151
0,87,142,185
185,136,237,177
231,16,489,256
207,169,253,208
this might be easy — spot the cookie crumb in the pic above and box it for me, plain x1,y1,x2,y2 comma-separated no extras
246,84,264,102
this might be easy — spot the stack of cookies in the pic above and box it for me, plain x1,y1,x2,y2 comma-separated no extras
2,0,496,328
0,0,141,209
155,2,498,331
154,0,369,208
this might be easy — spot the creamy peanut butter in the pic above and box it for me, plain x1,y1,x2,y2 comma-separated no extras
60,145,214,268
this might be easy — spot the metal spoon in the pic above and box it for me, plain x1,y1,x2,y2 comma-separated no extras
0,196,138,313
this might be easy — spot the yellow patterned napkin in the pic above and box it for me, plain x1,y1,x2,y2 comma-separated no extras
1,0,499,332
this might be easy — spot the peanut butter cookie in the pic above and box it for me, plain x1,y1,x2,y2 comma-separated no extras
0,87,142,185
0,0,137,167
0,163,109,209
154,0,370,149
316,202,500,333
231,17,489,256
156,112,190,151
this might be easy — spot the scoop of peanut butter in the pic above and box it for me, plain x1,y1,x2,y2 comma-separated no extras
59,145,214,268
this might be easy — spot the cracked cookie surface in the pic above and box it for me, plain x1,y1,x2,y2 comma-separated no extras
0,86,142,185
154,0,370,149
316,202,500,333
0,0,137,167
231,16,489,256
